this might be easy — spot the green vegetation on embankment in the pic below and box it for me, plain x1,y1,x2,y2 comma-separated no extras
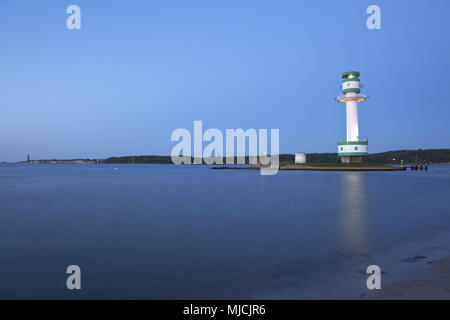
104,155,173,164
103,149,450,164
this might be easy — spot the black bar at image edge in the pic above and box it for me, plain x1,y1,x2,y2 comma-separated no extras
0,300,448,318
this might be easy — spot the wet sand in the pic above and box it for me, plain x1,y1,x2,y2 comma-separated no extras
363,257,450,299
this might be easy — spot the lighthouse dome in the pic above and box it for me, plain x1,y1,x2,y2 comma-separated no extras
342,71,361,94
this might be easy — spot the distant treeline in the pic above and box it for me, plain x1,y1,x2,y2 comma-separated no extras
365,149,450,164
103,149,450,164
286,149,450,164
104,156,173,164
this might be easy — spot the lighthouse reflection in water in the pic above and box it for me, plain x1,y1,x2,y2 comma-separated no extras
339,172,370,255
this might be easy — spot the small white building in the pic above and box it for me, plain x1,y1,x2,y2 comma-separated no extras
295,152,307,164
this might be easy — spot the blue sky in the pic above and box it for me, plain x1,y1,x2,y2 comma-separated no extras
1,0,449,161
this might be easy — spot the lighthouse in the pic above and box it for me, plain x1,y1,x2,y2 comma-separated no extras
336,71,369,163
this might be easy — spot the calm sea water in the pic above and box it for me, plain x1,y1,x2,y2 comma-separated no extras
0,164,450,299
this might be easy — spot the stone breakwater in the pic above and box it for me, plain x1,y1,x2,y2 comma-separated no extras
211,165,406,171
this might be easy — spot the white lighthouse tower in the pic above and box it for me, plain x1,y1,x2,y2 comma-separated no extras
336,71,368,163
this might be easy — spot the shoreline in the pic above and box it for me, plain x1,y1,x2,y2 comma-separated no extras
229,230,450,300
280,164,406,171
211,165,407,171
359,231,450,300
364,256,450,299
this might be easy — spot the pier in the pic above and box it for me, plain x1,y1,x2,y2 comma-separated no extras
407,164,429,171
279,165,407,171
212,165,408,171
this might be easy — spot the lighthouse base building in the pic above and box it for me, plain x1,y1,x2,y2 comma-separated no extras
338,140,368,164
336,71,369,164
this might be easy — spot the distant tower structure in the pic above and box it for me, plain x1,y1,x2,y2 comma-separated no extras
27,154,31,163
336,71,369,163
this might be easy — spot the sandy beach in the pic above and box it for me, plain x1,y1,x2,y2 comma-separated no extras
363,256,450,299
359,230,450,300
